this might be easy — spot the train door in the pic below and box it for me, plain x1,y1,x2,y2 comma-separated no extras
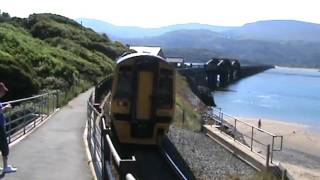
136,71,153,120
131,60,158,138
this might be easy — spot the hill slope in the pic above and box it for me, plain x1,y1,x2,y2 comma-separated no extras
0,13,129,100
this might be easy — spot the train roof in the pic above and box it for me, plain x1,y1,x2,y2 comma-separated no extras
116,52,167,64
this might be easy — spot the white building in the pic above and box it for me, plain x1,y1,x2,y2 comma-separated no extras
165,57,184,67
129,46,165,58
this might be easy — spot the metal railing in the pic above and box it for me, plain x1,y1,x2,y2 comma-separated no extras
209,107,283,164
3,91,61,143
86,92,136,180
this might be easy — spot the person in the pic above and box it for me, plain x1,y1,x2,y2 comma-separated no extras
0,82,17,174
258,118,262,129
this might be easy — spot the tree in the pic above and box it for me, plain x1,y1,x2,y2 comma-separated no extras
1,12,10,18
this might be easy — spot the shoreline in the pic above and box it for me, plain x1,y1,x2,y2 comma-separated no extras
274,65,320,71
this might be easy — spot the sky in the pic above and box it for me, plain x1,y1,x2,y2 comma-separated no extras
1,0,320,28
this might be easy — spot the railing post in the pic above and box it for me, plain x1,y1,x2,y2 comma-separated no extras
233,119,237,141
23,104,26,135
266,144,270,169
41,95,45,121
47,93,50,115
250,126,254,151
34,101,37,128
51,93,54,113
56,91,59,108
49,93,53,113
221,113,224,125
53,93,55,112
65,90,67,104
105,129,111,162
182,109,185,124
92,112,97,163
271,136,274,163
101,119,107,180
87,103,92,152
280,136,283,151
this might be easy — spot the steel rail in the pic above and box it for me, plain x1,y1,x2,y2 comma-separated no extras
160,148,188,180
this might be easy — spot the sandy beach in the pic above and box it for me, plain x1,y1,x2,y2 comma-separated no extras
274,65,320,72
235,117,320,180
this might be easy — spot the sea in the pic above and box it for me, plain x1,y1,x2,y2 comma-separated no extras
213,67,320,130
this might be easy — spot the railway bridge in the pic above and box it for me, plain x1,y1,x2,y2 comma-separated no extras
178,58,274,90
177,59,274,106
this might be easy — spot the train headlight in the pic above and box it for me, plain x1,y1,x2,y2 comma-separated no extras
117,100,128,107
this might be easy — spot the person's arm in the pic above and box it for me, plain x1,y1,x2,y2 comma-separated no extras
2,104,12,112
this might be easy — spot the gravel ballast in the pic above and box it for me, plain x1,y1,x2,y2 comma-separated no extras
168,125,256,180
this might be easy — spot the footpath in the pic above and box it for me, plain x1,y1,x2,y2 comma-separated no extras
2,90,93,180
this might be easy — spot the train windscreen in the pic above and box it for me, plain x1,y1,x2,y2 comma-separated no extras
115,66,132,98
157,69,173,108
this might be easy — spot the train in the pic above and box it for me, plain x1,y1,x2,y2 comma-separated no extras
108,53,175,145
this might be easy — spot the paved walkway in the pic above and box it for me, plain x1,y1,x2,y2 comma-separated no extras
2,90,93,180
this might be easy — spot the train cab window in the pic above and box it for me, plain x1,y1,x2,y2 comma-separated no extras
115,67,132,98
157,70,173,108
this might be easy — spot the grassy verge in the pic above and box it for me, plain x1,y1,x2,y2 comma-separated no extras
173,73,205,131
57,80,93,107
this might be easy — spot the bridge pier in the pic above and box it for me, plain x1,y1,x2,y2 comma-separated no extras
177,58,273,106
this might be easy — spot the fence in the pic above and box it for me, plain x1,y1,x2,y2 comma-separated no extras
210,108,283,164
86,92,136,180
3,91,62,144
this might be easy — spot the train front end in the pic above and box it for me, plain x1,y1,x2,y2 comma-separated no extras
110,53,175,145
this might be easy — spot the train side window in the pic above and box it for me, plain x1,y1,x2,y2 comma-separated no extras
157,75,173,108
115,69,132,98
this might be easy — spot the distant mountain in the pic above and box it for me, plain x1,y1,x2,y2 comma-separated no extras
122,29,320,67
122,29,227,49
78,18,320,43
76,18,320,67
76,18,237,39
226,20,320,42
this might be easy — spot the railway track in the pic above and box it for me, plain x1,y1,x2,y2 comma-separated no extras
160,147,188,180
112,136,194,180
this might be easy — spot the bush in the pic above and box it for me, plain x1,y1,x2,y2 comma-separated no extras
0,13,130,100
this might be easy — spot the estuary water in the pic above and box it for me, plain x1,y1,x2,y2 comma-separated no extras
214,67,320,130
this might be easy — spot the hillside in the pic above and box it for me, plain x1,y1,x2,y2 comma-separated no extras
0,13,129,100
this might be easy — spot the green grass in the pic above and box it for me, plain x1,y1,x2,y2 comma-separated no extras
0,13,130,101
173,73,202,131
251,170,279,180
